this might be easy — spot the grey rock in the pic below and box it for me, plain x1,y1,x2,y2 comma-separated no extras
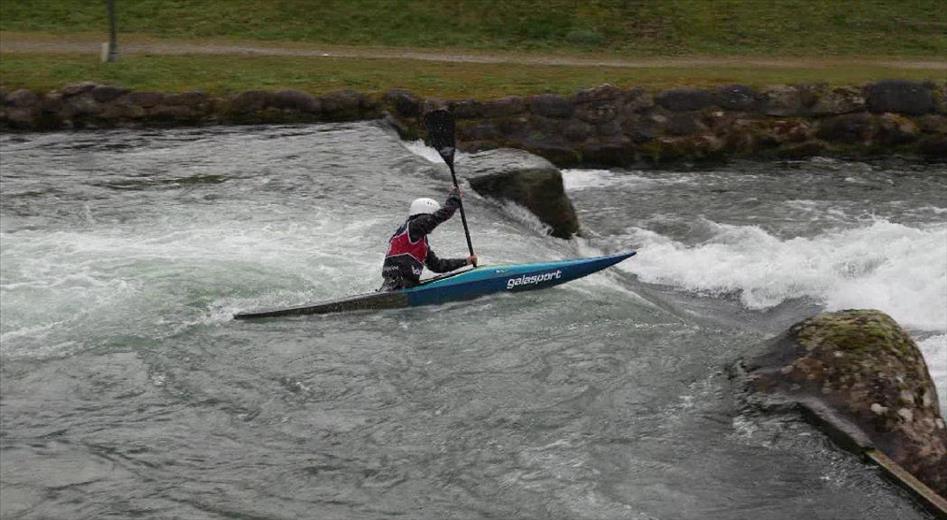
816,113,875,144
99,102,138,120
573,83,623,104
563,119,594,142
622,114,663,143
527,115,566,139
63,92,101,117
457,120,501,141
229,90,272,114
776,140,829,159
383,89,421,118
916,115,947,135
449,99,485,119
60,81,98,97
5,107,37,127
91,85,129,103
575,99,619,124
865,80,934,115
148,104,201,121
595,119,623,137
6,89,39,108
936,83,947,115
876,113,920,145
811,87,865,116
320,90,366,121
621,88,654,114
126,92,165,108
464,148,579,238
40,92,64,113
655,88,715,112
495,116,530,137
715,84,761,111
645,134,726,164
918,135,947,159
528,94,574,118
665,112,705,136
521,143,581,166
744,310,947,496
165,91,209,108
482,96,527,118
270,90,320,113
762,85,819,117
578,139,632,166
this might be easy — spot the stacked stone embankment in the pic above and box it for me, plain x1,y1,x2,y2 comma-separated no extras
2,80,945,164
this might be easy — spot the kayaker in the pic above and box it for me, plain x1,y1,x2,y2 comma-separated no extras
381,188,478,291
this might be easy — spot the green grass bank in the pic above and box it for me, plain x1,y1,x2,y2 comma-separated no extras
3,51,944,98
2,0,946,57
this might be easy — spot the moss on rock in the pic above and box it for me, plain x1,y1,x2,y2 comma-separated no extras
747,309,946,497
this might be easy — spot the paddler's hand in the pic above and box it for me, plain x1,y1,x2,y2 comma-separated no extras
449,186,462,199
467,255,478,267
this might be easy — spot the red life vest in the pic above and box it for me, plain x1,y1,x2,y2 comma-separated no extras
386,222,429,265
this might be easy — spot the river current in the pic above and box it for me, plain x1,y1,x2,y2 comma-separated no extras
1,123,945,519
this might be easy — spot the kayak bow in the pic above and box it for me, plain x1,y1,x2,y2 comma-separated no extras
233,251,635,319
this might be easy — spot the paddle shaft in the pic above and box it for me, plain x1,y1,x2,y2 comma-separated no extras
448,161,475,257
423,109,474,258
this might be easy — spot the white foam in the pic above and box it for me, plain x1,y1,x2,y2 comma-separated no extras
620,219,947,332
402,140,444,164
402,139,472,166
918,335,947,415
561,169,616,190
498,200,553,237
0,210,386,357
561,169,697,192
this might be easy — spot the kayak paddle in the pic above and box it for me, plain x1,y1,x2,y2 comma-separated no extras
423,109,475,258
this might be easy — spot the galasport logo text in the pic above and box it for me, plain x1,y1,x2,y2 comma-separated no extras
506,270,562,290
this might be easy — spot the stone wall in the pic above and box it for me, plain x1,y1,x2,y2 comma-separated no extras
2,80,946,164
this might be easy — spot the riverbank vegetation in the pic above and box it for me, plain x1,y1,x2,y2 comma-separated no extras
2,0,945,57
1,1,945,98
2,51,942,98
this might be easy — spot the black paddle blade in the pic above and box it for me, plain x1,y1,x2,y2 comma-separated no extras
423,109,455,167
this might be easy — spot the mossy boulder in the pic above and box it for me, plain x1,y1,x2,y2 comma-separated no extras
746,310,946,496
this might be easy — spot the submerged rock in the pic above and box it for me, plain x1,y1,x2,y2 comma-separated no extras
745,310,947,496
462,149,579,239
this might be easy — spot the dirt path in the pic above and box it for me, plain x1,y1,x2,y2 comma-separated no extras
3,31,945,70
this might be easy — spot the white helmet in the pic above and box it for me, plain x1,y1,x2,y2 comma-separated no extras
409,197,440,217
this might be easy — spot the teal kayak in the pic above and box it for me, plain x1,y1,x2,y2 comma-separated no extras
233,251,635,319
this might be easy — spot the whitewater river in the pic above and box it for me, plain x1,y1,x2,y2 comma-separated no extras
1,123,944,519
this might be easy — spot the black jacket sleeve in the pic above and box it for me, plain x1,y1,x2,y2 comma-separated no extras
425,249,469,273
408,193,461,242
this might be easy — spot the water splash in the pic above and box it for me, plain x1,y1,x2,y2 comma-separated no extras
619,219,947,332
